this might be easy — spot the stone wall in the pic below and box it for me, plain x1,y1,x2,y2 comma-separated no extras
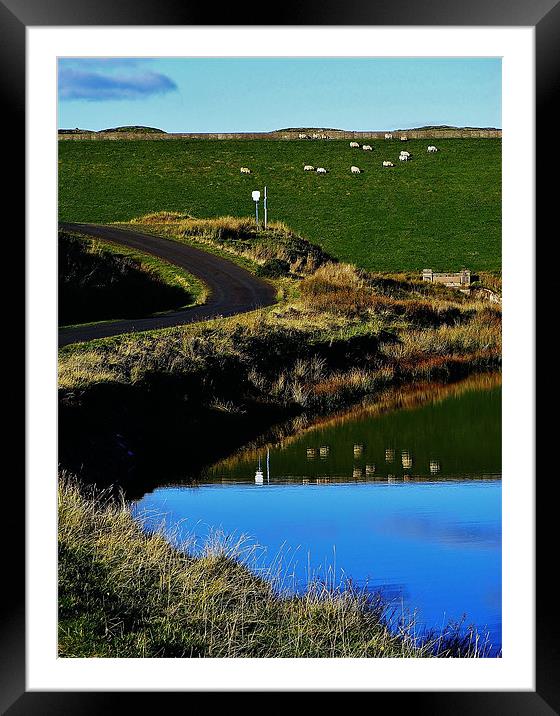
58,128,502,141
422,269,471,287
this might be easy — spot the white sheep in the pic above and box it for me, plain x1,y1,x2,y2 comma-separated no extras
362,144,373,151
400,136,408,141
384,133,393,140
303,165,315,171
316,167,327,174
427,145,438,153
240,167,251,174
399,154,409,161
350,141,360,148
382,161,394,167
399,150,410,157
350,166,361,174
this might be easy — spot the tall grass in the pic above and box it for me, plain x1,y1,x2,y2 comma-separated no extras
59,476,489,658
300,262,467,325
59,252,501,409
128,212,334,275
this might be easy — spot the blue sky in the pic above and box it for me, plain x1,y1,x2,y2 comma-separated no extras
58,57,501,132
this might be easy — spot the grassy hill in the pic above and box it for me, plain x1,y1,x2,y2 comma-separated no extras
58,138,501,272
99,125,166,134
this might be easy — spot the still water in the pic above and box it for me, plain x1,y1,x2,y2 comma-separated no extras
134,375,502,654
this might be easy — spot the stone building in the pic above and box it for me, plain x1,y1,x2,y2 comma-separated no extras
422,269,471,288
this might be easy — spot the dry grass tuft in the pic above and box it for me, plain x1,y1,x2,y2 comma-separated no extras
126,213,334,275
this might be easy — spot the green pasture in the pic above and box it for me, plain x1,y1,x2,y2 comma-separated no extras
58,139,501,272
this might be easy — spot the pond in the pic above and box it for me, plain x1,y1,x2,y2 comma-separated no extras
133,374,502,655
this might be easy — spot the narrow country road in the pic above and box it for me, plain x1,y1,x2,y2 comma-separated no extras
58,223,277,347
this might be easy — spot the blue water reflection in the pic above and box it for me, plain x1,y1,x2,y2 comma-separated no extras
134,377,501,655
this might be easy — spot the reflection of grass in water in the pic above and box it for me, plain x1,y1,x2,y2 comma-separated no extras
59,475,493,658
209,371,501,475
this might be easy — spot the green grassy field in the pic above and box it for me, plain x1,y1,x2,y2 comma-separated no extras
59,139,501,272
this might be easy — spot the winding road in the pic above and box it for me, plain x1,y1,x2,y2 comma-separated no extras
58,223,277,347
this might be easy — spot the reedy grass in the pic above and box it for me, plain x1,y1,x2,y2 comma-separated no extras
126,212,334,275
59,247,501,412
59,475,489,658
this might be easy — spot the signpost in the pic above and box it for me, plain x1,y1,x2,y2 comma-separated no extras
264,186,268,229
252,190,261,229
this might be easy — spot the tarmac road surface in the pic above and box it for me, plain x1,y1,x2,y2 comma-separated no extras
58,223,277,347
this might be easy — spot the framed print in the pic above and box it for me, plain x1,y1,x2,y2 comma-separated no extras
6,0,551,709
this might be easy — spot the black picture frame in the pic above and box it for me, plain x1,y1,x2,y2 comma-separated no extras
6,0,549,709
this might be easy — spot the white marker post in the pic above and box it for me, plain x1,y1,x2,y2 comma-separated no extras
264,186,268,229
252,190,261,230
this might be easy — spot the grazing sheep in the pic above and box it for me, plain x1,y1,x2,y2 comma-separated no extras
350,141,360,148
427,145,438,153
303,165,315,171
240,167,251,174
384,133,393,140
400,136,408,141
399,154,409,161
362,144,373,151
399,150,410,158
382,161,394,167
316,167,327,174
350,166,361,174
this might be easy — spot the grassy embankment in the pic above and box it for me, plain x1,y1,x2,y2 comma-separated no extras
59,230,206,327
58,138,501,272
59,476,488,657
59,214,501,488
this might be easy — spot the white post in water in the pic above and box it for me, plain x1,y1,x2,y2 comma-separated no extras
252,190,261,230
264,186,268,229
266,448,270,483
